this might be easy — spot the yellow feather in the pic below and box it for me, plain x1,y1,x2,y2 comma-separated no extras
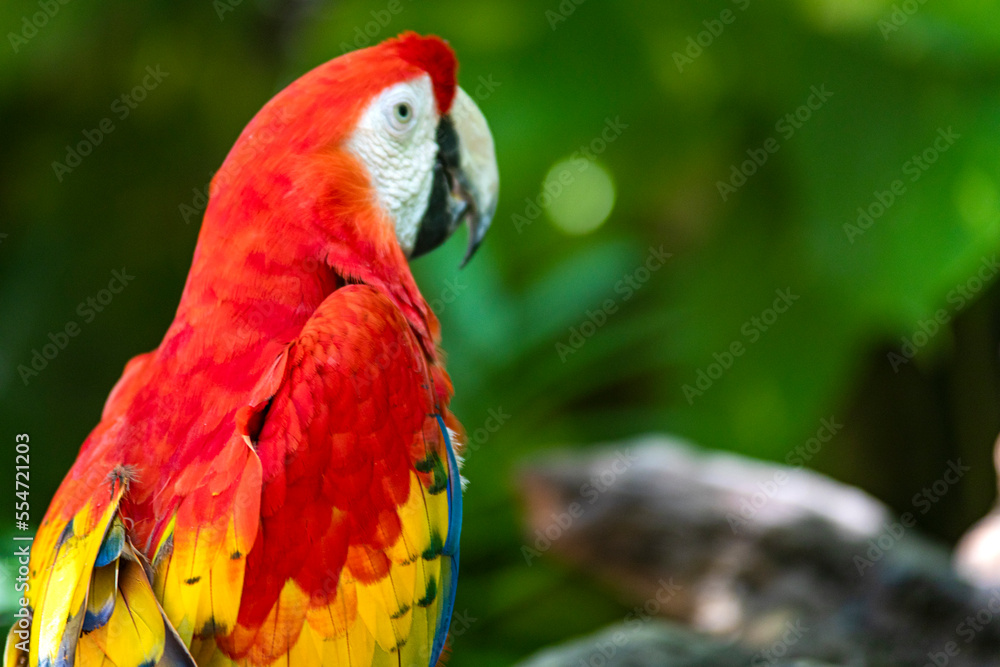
188,637,236,667
4,623,28,667
31,483,124,667
406,601,434,667
358,567,412,651
387,557,418,625
201,521,246,636
154,516,176,561
281,624,321,667
422,484,450,552
86,562,119,630
156,547,196,646
350,570,397,652
81,559,165,667
305,579,357,637
399,478,434,557
319,610,375,666
75,633,113,667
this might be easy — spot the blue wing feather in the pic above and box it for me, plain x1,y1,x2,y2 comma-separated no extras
429,415,462,666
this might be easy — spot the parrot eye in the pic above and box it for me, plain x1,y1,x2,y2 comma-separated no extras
394,103,412,123
383,90,420,138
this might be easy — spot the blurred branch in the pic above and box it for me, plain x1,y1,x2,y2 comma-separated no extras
516,437,1000,666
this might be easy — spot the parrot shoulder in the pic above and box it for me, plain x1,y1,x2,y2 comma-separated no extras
199,283,463,667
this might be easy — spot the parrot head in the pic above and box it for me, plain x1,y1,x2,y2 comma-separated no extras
331,32,498,266
343,38,498,266
205,32,498,272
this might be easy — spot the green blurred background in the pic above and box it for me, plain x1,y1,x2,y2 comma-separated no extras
2,0,1000,663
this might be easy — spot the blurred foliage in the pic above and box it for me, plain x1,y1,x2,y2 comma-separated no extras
2,0,1000,663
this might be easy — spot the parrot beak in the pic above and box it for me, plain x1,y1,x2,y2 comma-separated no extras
449,88,498,267
411,87,498,266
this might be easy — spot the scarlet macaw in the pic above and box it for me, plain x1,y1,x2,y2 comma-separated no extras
5,32,497,667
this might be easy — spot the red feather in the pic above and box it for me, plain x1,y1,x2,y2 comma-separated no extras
17,33,464,667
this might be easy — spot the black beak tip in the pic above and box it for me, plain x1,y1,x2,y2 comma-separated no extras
459,209,492,269
460,242,480,269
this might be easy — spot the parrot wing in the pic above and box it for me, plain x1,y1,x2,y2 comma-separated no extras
172,283,462,667
8,283,461,667
4,464,195,667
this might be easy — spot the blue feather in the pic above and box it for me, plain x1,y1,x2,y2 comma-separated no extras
428,415,462,666
94,519,124,568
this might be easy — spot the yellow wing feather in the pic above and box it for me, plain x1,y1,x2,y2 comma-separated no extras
182,466,451,667
29,473,125,667
76,559,166,667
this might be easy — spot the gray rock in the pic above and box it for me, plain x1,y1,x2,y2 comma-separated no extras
516,620,839,667
517,436,1000,666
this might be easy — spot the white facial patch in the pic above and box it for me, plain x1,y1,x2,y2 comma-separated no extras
346,75,440,255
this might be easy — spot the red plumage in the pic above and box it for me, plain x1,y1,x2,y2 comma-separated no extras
14,32,471,667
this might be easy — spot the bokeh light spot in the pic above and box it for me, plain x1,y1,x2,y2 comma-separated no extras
955,168,1000,235
542,159,616,236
